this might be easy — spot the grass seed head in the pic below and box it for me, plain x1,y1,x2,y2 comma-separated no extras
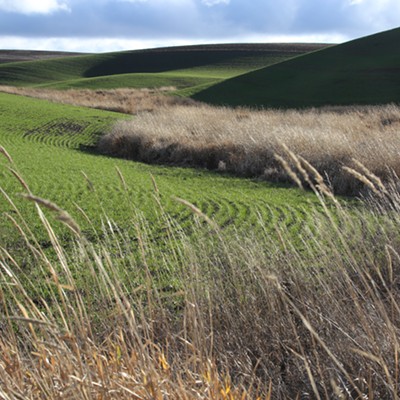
0,145,13,164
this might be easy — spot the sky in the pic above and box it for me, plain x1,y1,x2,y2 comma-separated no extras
0,0,399,53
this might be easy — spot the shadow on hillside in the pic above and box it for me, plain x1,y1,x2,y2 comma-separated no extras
84,50,249,77
83,43,322,77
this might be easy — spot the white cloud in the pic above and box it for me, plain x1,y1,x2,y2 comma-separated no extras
0,0,399,53
345,0,400,30
120,0,192,4
0,36,203,52
0,33,348,54
0,0,69,14
201,0,230,5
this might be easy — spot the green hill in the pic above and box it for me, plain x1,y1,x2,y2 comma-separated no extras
0,43,326,90
193,28,400,108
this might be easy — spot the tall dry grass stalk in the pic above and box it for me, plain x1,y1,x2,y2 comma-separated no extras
1,152,400,398
0,85,196,114
99,103,400,195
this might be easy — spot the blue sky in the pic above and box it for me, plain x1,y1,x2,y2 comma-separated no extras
0,0,399,52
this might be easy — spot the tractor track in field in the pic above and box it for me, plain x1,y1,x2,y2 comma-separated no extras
22,119,102,149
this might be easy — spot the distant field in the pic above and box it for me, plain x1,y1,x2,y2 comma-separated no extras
0,43,327,90
39,71,221,91
194,27,400,108
0,85,196,113
0,49,87,64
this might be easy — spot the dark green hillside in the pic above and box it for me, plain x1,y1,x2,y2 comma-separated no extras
0,43,326,90
193,28,400,108
82,43,326,76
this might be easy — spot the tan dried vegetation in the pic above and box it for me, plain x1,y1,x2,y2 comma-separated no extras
0,85,195,113
99,103,400,195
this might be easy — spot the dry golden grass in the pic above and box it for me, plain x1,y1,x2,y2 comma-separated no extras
0,85,196,114
1,169,400,398
99,103,400,195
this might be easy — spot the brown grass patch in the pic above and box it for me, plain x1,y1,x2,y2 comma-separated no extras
0,85,196,114
99,103,400,195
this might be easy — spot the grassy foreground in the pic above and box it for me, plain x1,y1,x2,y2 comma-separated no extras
1,146,400,398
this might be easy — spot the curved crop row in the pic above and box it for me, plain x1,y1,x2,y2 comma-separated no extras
0,92,325,254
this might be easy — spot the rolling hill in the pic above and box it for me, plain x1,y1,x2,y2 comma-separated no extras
193,27,400,108
0,43,326,90
0,50,87,64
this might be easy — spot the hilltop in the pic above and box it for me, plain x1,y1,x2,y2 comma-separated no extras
0,50,88,64
193,27,400,108
0,43,327,90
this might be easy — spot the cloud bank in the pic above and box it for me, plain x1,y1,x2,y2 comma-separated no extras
0,0,399,51
0,0,69,14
